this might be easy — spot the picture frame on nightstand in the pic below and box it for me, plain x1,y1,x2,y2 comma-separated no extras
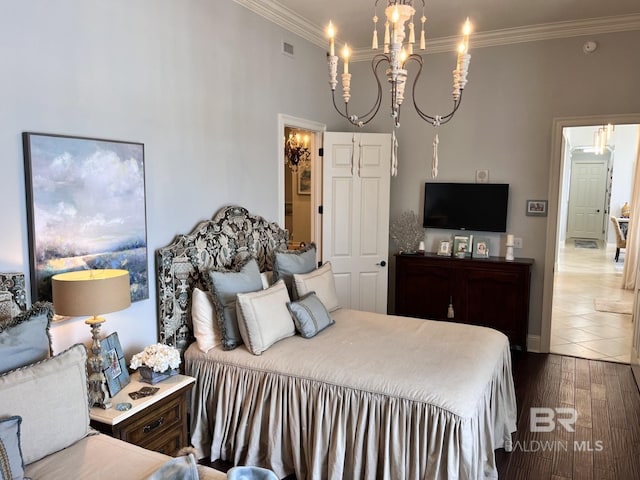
101,332,130,397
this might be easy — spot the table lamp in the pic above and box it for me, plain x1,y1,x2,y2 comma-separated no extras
52,269,131,409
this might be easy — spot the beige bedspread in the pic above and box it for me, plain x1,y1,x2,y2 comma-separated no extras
186,308,517,480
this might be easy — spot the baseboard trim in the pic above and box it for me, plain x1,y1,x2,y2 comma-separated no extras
527,335,541,353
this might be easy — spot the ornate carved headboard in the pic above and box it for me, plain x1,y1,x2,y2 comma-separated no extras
0,273,28,313
156,205,288,356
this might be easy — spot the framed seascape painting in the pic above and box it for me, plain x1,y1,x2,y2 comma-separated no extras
23,132,148,303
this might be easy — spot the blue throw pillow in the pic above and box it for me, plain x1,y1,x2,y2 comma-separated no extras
273,243,317,299
0,302,52,375
227,466,278,480
0,416,25,480
208,258,263,350
287,291,335,339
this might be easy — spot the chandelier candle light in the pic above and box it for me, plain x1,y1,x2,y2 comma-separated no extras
327,1,471,176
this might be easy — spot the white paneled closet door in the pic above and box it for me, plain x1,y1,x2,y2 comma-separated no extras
322,132,391,313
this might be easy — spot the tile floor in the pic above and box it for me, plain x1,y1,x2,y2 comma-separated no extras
550,239,634,363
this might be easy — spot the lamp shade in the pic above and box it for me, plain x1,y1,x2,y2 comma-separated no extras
52,269,131,317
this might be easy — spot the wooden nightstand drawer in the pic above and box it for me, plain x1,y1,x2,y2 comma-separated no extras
142,427,183,456
118,392,184,446
90,373,195,456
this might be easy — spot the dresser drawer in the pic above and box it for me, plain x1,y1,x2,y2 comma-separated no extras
117,392,184,446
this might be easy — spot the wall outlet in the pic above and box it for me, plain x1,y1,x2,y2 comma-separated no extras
514,237,523,249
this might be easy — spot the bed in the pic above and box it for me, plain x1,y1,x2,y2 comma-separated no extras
156,205,517,480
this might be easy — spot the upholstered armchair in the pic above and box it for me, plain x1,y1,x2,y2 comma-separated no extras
610,216,627,262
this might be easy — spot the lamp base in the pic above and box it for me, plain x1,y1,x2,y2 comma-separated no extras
86,316,112,409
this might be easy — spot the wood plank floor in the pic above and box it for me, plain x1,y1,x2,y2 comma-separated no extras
497,352,640,479
203,352,640,479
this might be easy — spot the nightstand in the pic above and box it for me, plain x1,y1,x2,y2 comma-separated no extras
90,371,195,455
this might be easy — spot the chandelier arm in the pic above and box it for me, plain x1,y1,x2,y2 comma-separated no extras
350,56,386,126
331,90,352,122
330,56,387,127
405,54,464,126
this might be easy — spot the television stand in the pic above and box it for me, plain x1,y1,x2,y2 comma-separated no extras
394,253,533,351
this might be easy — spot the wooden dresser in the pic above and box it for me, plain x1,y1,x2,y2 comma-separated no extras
90,372,195,455
395,253,533,351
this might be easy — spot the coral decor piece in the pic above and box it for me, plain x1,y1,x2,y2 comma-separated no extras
390,210,424,254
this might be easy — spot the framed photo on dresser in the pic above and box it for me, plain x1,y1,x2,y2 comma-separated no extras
474,238,490,258
453,235,471,258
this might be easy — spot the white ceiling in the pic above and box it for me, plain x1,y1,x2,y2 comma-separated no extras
235,0,640,59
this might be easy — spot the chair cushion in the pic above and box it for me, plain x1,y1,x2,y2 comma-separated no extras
0,343,90,464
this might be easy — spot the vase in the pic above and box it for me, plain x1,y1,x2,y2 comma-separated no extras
138,366,178,385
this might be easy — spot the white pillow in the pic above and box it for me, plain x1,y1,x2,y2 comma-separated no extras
191,287,222,353
235,280,295,355
293,262,340,312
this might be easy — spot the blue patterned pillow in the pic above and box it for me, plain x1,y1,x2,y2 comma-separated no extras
0,416,25,480
209,258,263,350
287,291,335,339
273,243,317,299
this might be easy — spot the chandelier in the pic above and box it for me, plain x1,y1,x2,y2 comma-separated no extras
326,1,471,176
285,130,311,172
594,124,614,155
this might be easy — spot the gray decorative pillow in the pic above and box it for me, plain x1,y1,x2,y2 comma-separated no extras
273,243,317,299
209,258,263,350
287,291,335,339
0,416,25,480
0,302,53,375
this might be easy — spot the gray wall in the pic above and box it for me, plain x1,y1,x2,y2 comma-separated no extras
0,0,335,355
344,30,640,339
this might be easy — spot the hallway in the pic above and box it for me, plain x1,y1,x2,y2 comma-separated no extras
551,240,633,363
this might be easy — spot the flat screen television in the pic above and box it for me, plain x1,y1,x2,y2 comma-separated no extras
423,182,509,232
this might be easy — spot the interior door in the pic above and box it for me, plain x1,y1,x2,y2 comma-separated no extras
566,158,608,240
322,132,391,313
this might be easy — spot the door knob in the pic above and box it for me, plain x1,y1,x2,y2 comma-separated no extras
376,260,387,267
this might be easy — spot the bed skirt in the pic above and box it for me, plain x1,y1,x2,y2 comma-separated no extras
186,311,516,480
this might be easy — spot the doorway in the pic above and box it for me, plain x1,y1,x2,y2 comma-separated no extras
541,115,640,362
277,114,325,252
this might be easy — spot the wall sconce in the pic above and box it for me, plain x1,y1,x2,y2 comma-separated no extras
285,130,310,172
52,269,131,409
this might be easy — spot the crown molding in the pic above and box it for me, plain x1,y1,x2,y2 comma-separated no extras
234,0,640,62
232,0,328,47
